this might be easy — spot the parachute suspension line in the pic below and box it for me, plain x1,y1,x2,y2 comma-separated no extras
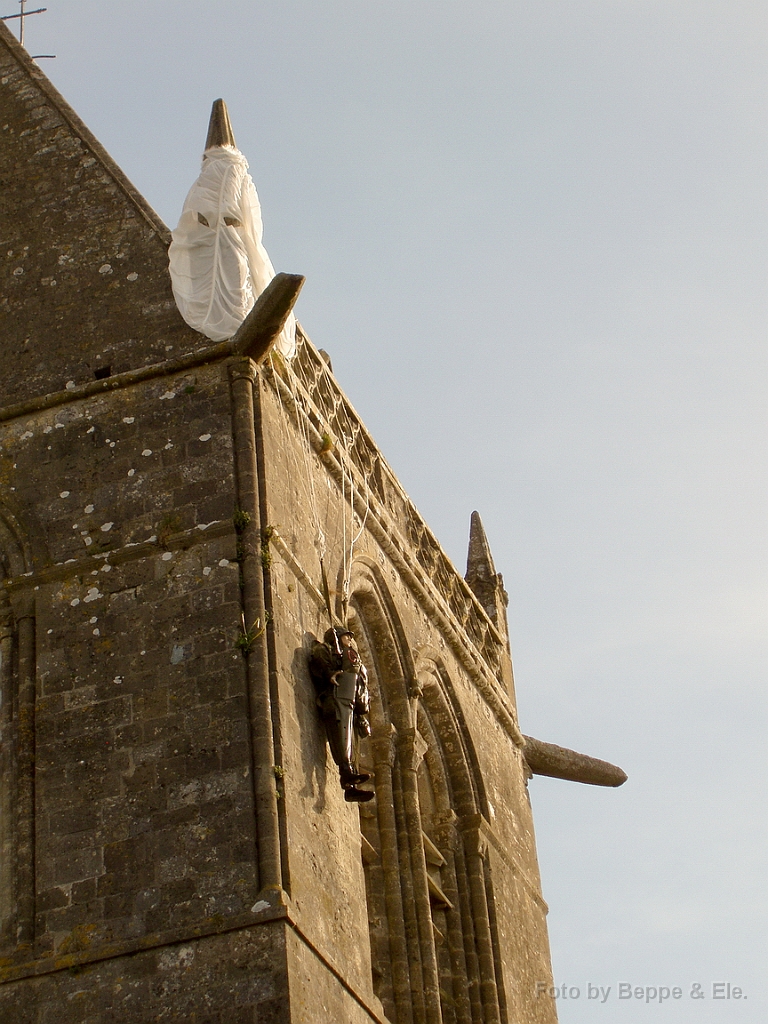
279,343,374,628
307,357,373,628
337,423,371,628
269,350,334,626
296,350,350,625
299,393,326,561
272,351,326,561
350,458,371,549
319,557,335,631
292,348,335,563
268,352,305,528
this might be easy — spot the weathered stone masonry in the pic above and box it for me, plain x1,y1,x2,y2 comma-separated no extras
0,20,576,1023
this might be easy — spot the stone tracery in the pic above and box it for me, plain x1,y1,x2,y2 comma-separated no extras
348,562,508,1024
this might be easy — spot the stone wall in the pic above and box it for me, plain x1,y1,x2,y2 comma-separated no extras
0,23,201,408
0,923,291,1024
0,361,257,952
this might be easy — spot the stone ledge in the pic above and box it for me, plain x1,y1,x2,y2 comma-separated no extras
2,521,235,594
0,343,232,425
0,896,388,1023
0,898,289,984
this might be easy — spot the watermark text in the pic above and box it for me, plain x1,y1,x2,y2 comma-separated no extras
535,982,747,1003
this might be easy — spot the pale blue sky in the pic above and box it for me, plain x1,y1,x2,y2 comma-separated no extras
15,3,767,1020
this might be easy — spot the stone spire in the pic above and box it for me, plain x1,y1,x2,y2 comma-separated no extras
465,511,509,631
466,511,496,584
465,512,515,699
205,98,237,150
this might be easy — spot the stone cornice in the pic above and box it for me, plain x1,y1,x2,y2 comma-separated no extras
0,343,232,425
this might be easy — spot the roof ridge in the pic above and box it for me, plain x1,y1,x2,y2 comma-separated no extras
0,20,171,245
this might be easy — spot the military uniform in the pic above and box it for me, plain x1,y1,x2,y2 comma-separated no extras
309,628,374,802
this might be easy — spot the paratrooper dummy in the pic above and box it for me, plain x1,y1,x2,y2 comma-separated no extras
308,627,374,802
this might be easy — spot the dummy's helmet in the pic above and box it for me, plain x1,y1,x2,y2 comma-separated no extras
324,626,353,648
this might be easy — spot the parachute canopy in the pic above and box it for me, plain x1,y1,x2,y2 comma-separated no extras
169,103,296,359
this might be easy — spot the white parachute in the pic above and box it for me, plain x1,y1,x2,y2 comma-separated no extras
169,145,296,359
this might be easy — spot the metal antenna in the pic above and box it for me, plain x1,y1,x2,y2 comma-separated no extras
1,1,55,58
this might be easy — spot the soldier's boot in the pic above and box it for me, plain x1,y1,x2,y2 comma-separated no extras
339,764,371,787
344,786,375,803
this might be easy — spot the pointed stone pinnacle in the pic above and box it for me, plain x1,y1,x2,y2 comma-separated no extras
205,98,237,150
466,510,496,585
465,511,510,638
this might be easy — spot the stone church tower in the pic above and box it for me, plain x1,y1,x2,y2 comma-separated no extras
0,22,624,1024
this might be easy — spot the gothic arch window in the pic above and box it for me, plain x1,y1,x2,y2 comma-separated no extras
413,666,508,1024
347,559,508,1024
